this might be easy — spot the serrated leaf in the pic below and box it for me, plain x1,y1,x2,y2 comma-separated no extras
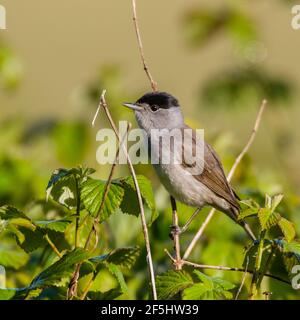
106,246,140,270
238,208,258,221
87,288,123,300
0,206,30,221
115,175,158,225
278,218,296,243
258,208,281,230
15,226,46,253
271,194,284,212
81,178,124,220
240,199,260,210
279,240,300,276
36,219,71,233
0,246,29,269
156,270,193,300
106,263,127,293
182,271,235,300
46,169,77,210
29,248,89,290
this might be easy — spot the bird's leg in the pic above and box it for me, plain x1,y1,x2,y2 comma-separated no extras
180,208,201,234
170,208,201,236
169,196,183,270
169,196,180,239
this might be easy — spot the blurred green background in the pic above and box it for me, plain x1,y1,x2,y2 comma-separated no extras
1,0,300,299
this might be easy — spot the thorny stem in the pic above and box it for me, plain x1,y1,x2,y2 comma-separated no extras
257,245,276,288
249,230,266,299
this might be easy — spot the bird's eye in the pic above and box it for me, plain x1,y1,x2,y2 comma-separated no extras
150,105,159,112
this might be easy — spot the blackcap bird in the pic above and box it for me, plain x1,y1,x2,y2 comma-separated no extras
123,92,256,240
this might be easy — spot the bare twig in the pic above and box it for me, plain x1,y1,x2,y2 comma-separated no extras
170,196,183,270
235,256,249,300
44,234,62,258
164,257,289,285
67,115,130,300
132,0,158,92
183,99,267,260
84,121,131,251
99,91,157,300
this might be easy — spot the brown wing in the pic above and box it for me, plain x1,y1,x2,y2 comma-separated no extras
181,126,240,211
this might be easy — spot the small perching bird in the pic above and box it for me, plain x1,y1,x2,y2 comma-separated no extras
123,92,256,240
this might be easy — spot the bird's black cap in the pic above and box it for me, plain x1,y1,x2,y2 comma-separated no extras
136,92,179,109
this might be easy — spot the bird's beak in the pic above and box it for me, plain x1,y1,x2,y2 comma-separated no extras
122,103,143,111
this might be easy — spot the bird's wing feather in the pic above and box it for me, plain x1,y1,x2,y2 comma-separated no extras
181,126,240,211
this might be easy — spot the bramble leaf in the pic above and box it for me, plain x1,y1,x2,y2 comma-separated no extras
115,175,158,225
182,270,235,300
81,178,124,220
278,218,296,243
156,270,193,300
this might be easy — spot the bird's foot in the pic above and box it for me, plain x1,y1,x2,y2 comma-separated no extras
169,225,182,240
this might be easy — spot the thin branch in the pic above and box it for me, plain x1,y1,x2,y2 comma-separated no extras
183,99,267,260
170,196,183,270
235,256,249,300
132,0,158,92
84,121,131,251
99,91,157,300
178,260,290,285
67,114,130,300
44,234,62,259
74,176,81,248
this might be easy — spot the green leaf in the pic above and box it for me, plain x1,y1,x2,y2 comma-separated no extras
29,248,89,290
156,270,193,300
238,199,260,220
182,270,235,300
115,175,158,225
81,178,124,220
106,263,127,293
0,206,30,221
278,240,300,276
15,226,46,253
240,199,260,210
46,169,78,210
0,246,29,269
258,208,281,230
87,288,123,300
106,246,140,270
278,218,296,243
270,194,284,212
36,219,71,233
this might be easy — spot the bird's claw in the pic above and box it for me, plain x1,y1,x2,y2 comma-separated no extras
169,225,182,239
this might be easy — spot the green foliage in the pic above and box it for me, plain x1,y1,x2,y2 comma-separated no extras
201,68,292,109
81,178,124,220
0,164,150,300
183,8,256,48
182,270,235,300
0,42,23,90
240,193,296,242
156,270,193,300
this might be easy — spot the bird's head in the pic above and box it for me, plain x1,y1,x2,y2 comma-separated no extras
123,92,184,132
